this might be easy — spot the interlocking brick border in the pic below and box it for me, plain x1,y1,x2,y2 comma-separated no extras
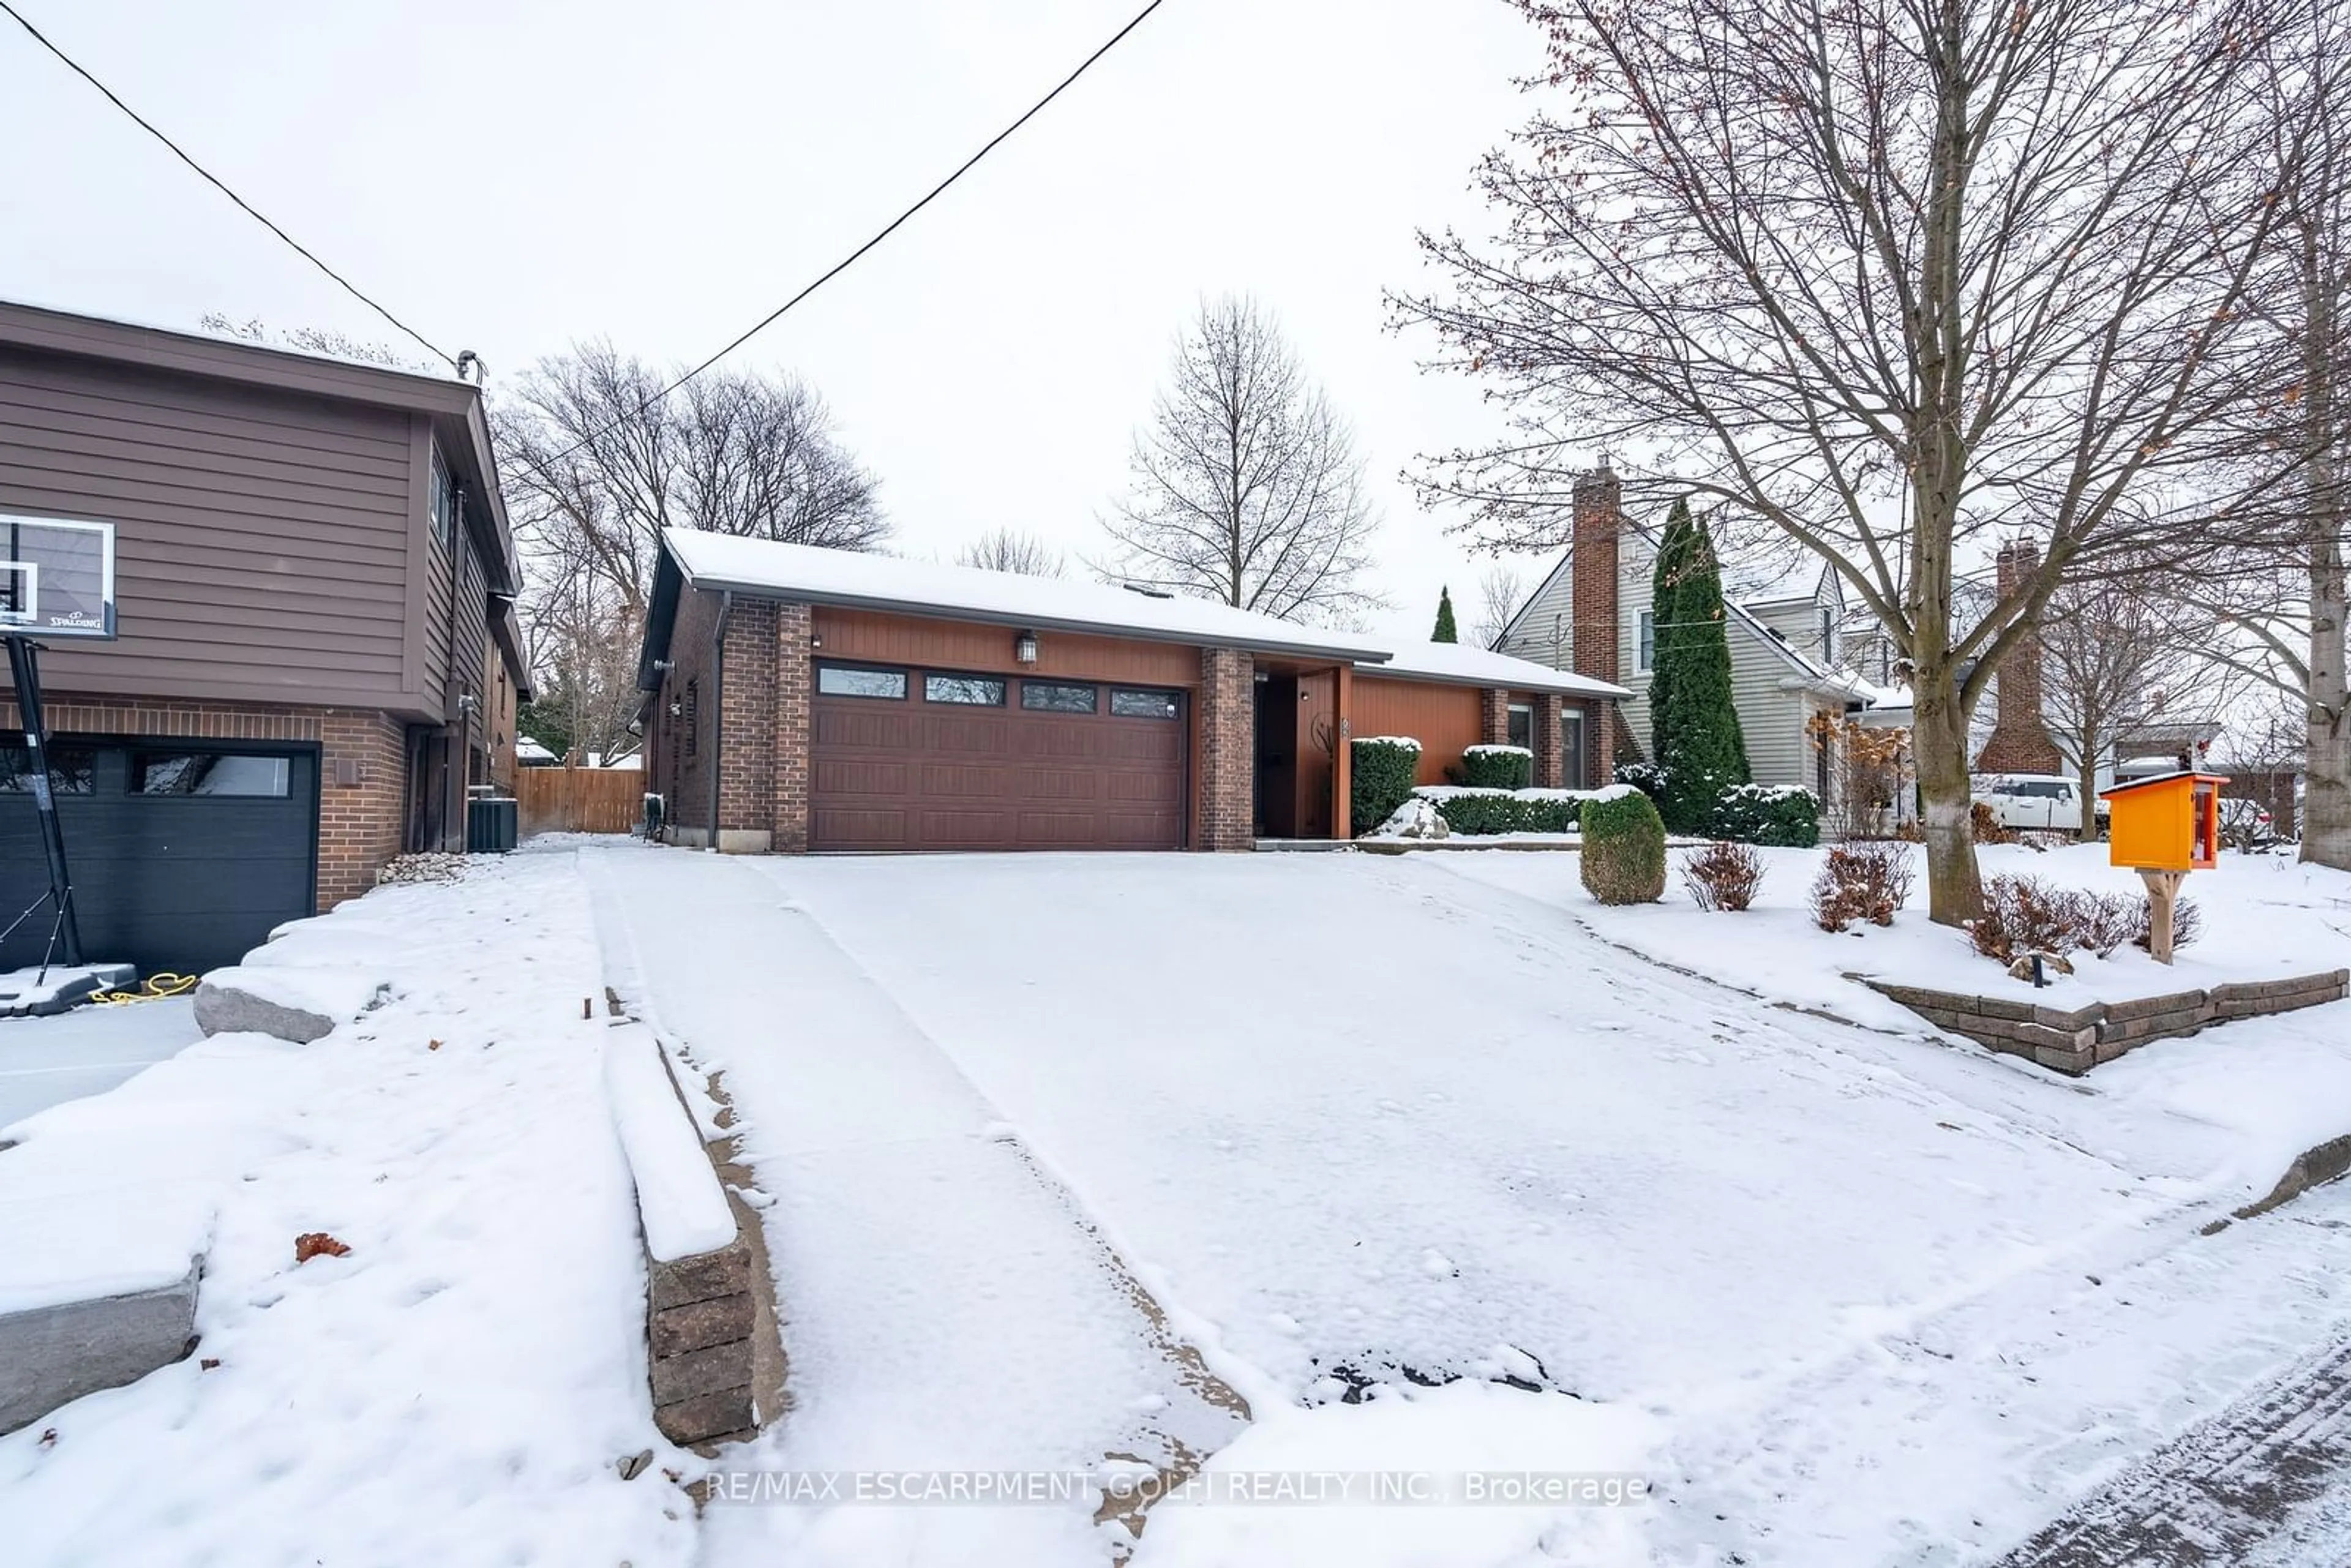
1861,969,2349,1076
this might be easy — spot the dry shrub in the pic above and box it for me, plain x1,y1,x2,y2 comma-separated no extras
1680,840,1766,912
1968,875,2199,963
1971,801,2014,846
1810,841,1916,931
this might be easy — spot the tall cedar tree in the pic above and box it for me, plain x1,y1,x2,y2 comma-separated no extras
1648,501,1749,831
1432,587,1460,642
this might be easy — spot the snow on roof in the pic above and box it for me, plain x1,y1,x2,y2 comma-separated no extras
516,738,558,763
663,530,1397,663
1371,639,1630,699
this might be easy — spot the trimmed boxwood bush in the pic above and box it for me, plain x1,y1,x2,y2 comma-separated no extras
1428,790,1581,836
1580,790,1667,904
1712,784,1820,847
1615,759,1670,806
1350,737,1422,836
1461,745,1534,790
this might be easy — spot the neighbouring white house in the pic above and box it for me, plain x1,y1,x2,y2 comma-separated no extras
1496,470,1875,812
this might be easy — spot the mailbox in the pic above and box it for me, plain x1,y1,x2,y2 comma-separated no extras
2099,771,2227,872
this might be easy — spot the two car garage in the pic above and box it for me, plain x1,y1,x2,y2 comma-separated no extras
808,662,1187,852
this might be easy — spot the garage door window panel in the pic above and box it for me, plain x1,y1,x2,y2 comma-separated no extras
817,665,909,699
924,674,1007,706
132,752,291,797
1,737,96,794
1109,689,1180,719
1022,681,1098,714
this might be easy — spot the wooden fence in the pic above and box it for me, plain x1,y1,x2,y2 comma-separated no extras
514,766,645,837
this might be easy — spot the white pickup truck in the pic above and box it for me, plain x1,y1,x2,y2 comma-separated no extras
1973,773,2105,833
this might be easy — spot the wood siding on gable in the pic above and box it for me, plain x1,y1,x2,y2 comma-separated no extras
809,607,1201,688
1352,676,1484,786
0,347,427,713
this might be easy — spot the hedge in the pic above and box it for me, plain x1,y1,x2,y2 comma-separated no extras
1350,737,1422,836
1461,745,1533,790
1712,784,1820,847
1581,790,1667,904
1426,789,1582,836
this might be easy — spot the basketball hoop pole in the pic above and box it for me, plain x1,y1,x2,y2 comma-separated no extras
4,631,84,967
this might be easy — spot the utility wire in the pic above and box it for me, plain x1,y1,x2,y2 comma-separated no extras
539,0,1171,470
0,0,457,370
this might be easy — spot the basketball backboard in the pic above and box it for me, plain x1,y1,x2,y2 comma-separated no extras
1,515,116,640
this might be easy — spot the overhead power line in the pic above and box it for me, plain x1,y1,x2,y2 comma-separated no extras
0,0,457,370
539,0,1172,470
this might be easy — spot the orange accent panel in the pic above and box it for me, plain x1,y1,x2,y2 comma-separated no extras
811,607,1198,686
1352,677,1485,786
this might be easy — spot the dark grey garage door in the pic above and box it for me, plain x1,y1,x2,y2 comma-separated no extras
1,737,318,975
810,665,1187,851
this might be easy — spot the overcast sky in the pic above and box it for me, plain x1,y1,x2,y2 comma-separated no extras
0,0,1569,643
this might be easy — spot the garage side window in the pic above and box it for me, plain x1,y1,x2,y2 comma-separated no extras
817,665,907,699
924,675,1006,705
1021,681,1097,713
132,752,291,797
0,737,95,793
1109,689,1180,719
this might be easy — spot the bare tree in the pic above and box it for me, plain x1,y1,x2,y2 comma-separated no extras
1100,296,1383,625
1471,561,1528,651
1398,0,2308,923
2039,577,2193,843
958,527,1066,576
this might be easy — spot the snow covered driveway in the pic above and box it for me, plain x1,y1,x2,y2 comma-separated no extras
583,843,2351,1565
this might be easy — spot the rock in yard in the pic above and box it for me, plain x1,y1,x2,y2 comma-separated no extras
193,966,389,1044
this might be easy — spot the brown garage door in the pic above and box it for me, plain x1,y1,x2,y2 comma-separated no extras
809,664,1187,851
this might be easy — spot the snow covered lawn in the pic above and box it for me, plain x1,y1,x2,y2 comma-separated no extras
586,844,2351,1567
0,846,699,1567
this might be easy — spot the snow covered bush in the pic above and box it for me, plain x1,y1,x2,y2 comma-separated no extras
1810,841,1914,931
1580,790,1667,904
1461,744,1534,790
1614,759,1670,806
1351,737,1422,838
1429,789,1580,835
1374,797,1452,839
1970,800,2014,846
1679,840,1765,911
1712,784,1820,847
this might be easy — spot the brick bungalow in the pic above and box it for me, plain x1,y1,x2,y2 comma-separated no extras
635,529,1629,852
0,301,528,972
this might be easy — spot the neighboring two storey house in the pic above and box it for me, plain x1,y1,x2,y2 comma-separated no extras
0,301,528,972
1496,470,1868,806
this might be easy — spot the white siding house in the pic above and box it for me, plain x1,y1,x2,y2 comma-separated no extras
1498,519,1869,810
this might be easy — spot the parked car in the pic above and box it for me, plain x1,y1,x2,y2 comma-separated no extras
2218,796,2281,850
1973,773,2104,833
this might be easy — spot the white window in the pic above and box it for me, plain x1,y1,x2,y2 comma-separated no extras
1637,610,1655,673
1820,607,1839,662
428,449,456,548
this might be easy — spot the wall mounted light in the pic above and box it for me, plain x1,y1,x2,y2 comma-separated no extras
1014,630,1040,664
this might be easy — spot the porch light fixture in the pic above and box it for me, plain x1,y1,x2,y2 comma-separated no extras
1014,630,1039,664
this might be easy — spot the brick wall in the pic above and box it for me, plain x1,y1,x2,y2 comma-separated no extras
1532,694,1564,787
1196,647,1254,850
1583,697,1616,787
35,692,410,909
714,601,778,847
771,602,811,853
1478,688,1510,747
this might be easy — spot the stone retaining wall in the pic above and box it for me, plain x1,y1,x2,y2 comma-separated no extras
1861,969,2349,1076
647,1239,758,1445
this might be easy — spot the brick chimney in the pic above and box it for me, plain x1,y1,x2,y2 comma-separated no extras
1975,536,2064,775
1571,468,1622,683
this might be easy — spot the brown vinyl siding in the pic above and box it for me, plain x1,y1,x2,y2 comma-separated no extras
0,347,422,713
1353,675,1485,785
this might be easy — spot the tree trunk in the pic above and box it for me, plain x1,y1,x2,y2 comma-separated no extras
2308,527,2350,869
1911,659,1984,925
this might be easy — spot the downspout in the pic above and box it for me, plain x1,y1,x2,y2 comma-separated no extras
707,590,732,852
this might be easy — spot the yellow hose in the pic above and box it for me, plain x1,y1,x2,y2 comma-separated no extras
90,972,199,1005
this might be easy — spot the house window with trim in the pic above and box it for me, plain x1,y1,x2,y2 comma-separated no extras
1820,607,1839,664
429,449,456,548
1637,610,1655,673
1507,703,1532,750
